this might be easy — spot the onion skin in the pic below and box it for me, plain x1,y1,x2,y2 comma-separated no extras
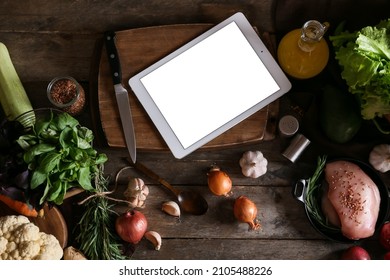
115,210,148,244
233,195,261,230
207,165,232,196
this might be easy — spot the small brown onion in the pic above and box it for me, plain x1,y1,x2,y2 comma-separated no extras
115,210,148,244
233,195,261,230
207,165,232,196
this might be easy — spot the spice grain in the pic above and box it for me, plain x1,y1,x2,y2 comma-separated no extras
47,76,85,115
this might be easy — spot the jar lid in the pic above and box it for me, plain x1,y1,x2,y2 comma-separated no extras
278,115,299,137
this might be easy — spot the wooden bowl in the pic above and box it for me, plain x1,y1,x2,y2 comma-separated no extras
0,202,68,248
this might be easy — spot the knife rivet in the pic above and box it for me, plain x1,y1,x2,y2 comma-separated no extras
114,72,119,77
110,54,115,59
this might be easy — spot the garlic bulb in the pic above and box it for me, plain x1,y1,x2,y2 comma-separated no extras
369,144,390,173
239,151,268,178
123,177,149,208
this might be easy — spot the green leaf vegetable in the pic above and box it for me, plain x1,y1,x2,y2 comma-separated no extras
330,19,390,120
16,111,107,205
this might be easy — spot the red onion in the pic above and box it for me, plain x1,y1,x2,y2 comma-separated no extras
115,210,148,244
233,195,260,230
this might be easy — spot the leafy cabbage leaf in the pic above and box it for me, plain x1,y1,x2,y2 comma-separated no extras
330,19,390,119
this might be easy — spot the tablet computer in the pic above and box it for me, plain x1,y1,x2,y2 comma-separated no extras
129,12,291,159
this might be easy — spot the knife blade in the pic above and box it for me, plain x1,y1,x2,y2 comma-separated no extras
104,31,136,163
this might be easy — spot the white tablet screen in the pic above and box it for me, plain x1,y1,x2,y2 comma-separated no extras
140,21,280,149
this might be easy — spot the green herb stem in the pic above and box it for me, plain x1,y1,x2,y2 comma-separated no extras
76,164,125,260
305,155,339,231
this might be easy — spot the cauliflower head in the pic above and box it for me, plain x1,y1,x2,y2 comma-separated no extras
0,215,63,260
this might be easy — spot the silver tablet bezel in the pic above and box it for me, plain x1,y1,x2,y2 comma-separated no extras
129,12,291,159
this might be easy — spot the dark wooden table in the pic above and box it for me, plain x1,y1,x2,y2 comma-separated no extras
22,77,390,260
2,0,390,260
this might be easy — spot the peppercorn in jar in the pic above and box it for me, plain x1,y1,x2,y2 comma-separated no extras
47,76,86,116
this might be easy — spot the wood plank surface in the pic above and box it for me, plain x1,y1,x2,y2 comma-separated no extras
96,24,277,151
0,1,276,83
2,0,390,262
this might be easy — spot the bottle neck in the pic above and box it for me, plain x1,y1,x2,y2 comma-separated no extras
298,20,329,52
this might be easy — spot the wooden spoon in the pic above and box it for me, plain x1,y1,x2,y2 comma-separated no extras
129,160,208,215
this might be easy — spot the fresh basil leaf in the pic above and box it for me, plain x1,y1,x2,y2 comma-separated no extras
69,146,84,161
77,166,93,191
30,170,47,189
78,126,94,142
52,185,67,205
47,180,63,201
33,118,51,136
59,161,77,172
31,143,56,155
84,147,97,157
23,143,56,164
95,153,108,165
40,127,59,142
37,152,61,173
59,126,74,149
16,138,32,150
39,181,51,204
56,112,79,130
77,137,91,149
16,134,37,149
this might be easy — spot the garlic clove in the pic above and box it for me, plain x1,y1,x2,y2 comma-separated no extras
142,185,150,196
63,246,87,260
144,230,162,250
138,193,148,201
162,201,181,217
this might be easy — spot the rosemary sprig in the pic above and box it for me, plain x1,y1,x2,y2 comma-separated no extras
305,155,339,232
76,164,125,260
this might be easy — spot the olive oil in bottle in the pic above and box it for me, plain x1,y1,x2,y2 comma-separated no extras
277,20,329,79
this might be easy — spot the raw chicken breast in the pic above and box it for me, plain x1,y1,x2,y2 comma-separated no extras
323,160,381,240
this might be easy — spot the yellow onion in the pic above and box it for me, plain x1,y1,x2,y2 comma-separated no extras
207,165,232,196
233,195,261,230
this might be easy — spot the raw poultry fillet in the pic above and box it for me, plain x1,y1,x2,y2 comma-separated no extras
322,160,381,240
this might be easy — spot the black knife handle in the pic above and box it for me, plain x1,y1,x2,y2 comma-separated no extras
104,31,122,85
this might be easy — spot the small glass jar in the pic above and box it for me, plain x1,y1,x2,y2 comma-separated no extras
47,76,86,116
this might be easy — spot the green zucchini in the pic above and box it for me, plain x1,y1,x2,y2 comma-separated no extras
320,84,362,144
0,42,33,121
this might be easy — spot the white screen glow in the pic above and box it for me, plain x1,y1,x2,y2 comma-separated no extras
140,21,280,149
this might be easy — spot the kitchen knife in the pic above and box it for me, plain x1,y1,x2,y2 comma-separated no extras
104,31,136,163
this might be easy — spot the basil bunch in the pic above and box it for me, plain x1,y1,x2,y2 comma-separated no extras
16,111,107,205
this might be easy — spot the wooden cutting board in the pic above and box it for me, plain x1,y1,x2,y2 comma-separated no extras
97,24,278,151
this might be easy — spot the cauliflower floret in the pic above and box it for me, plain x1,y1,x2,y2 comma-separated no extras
18,240,41,259
0,215,63,260
0,236,7,253
35,232,63,260
0,215,30,238
9,222,40,243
